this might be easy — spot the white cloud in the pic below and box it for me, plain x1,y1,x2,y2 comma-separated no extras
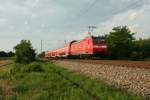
129,11,143,21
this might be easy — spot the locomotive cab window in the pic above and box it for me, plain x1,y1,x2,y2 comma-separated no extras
93,37,106,44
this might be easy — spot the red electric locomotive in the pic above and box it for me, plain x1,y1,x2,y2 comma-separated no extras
45,35,107,58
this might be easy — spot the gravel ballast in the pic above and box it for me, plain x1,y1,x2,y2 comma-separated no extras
55,60,150,98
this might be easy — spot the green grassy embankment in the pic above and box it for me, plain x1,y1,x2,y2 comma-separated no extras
0,61,143,100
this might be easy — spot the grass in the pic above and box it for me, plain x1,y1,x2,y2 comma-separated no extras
0,63,15,100
0,60,144,100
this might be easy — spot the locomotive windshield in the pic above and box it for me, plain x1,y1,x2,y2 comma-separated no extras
93,36,106,44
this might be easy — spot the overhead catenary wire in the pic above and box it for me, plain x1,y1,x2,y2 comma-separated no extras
65,0,143,27
64,0,98,27
45,0,144,51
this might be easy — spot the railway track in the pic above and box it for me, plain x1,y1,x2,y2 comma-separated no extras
55,59,150,69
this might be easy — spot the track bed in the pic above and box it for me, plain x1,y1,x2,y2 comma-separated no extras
60,59,150,69
55,60,150,98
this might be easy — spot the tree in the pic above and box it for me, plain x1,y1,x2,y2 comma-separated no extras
38,51,45,58
106,26,135,59
0,51,7,57
14,40,36,64
0,51,15,57
7,51,15,57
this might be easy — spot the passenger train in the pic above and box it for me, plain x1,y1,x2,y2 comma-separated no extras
45,35,107,58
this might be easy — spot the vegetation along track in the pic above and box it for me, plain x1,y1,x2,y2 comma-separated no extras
60,59,150,69
51,66,99,100
55,60,150,99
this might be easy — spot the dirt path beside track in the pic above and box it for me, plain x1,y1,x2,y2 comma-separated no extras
0,60,12,67
55,60,150,98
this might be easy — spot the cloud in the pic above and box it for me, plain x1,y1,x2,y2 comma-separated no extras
129,11,143,21
96,3,150,39
129,24,140,32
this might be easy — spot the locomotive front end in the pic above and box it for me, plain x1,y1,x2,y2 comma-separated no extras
92,36,107,56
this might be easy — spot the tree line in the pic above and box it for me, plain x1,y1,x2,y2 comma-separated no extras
0,51,15,57
106,26,150,60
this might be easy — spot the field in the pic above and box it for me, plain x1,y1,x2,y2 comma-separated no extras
0,60,143,100
0,60,12,66
0,57,14,67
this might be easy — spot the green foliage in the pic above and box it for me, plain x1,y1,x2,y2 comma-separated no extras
14,40,36,64
130,51,143,60
11,63,45,75
38,52,45,58
106,26,135,59
131,38,150,60
21,63,45,73
106,25,150,60
0,51,15,57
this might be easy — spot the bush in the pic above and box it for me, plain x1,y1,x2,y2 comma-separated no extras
14,40,36,64
130,51,143,60
132,38,150,60
11,63,45,75
22,63,45,73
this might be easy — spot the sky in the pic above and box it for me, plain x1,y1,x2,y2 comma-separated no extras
0,0,150,53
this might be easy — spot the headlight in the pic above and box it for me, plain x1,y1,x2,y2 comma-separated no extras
101,45,107,48
93,45,107,48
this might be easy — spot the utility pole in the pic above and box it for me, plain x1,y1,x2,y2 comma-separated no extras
88,26,96,36
41,40,43,53
64,40,67,45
